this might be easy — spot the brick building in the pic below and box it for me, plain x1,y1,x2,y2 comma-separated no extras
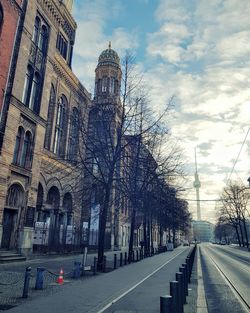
0,0,26,150
0,0,91,256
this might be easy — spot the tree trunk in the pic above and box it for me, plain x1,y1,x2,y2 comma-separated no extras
128,208,136,262
173,229,176,247
159,222,163,247
143,213,147,256
168,227,171,243
238,220,245,247
147,214,151,256
97,186,111,270
242,218,249,249
235,225,241,246
150,212,153,254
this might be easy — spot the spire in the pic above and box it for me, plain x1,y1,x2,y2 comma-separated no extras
109,41,111,49
195,148,198,173
193,147,201,220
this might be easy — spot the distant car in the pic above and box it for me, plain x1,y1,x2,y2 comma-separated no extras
220,240,226,245
183,240,190,246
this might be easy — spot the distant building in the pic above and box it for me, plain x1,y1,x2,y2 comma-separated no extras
192,220,214,242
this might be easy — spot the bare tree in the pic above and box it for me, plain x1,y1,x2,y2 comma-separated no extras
214,218,234,244
218,181,250,248
45,52,187,266
77,53,175,269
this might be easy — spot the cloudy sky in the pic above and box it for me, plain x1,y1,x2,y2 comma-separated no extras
72,0,250,223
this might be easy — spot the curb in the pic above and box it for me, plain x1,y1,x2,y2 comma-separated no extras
197,246,208,313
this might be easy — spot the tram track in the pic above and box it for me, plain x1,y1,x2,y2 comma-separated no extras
201,245,250,313
213,245,250,266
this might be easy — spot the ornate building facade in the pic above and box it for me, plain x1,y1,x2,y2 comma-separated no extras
0,0,91,255
0,2,172,257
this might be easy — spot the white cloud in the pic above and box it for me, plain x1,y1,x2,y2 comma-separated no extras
144,0,250,222
72,0,138,91
72,0,250,222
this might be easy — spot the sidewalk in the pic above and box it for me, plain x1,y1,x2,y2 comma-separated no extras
1,247,190,313
0,248,137,309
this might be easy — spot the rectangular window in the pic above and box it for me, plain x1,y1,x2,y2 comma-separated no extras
56,33,68,61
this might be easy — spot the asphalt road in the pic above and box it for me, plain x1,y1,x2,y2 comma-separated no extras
200,243,250,313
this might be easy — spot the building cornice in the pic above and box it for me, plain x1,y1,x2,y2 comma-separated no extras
53,53,91,100
37,0,76,41
11,96,47,128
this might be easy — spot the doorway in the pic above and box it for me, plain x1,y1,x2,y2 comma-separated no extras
1,209,17,249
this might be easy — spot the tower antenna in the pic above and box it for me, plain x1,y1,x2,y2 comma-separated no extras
193,147,201,220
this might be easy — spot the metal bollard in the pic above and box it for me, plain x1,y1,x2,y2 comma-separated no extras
120,252,123,267
72,261,81,278
180,266,187,304
179,267,187,304
93,257,97,275
176,272,184,313
35,267,45,290
114,254,117,270
182,263,188,295
186,257,191,282
124,252,127,265
103,255,106,273
170,281,179,313
160,295,172,313
132,250,135,262
22,266,32,298
136,250,139,262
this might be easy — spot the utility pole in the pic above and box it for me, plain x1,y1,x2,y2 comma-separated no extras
193,148,201,220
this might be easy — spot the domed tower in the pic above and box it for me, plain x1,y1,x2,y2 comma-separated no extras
94,42,122,108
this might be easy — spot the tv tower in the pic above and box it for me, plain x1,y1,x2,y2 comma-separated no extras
193,148,201,220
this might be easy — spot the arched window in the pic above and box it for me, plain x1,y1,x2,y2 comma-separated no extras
38,25,48,52
98,79,102,93
22,65,33,106
13,127,33,169
13,127,24,165
63,193,73,225
44,84,56,150
29,72,40,112
54,95,68,157
22,66,41,114
68,108,79,161
32,16,40,44
102,77,108,92
6,184,25,209
47,186,60,211
36,183,44,211
110,77,115,94
20,131,33,168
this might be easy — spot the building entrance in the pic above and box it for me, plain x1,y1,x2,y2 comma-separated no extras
1,209,17,249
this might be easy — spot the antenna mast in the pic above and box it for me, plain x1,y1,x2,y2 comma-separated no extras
193,148,201,220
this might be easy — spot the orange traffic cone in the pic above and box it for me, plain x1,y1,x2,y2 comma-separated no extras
57,268,64,284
